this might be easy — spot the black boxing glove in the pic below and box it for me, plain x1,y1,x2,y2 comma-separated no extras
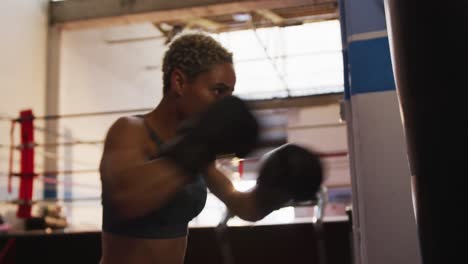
159,96,259,173
256,144,324,202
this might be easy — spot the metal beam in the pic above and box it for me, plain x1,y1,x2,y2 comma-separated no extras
185,18,225,32
43,25,62,199
248,93,343,110
255,9,285,24
51,0,335,31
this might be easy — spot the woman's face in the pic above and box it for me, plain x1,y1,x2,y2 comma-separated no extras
175,62,236,119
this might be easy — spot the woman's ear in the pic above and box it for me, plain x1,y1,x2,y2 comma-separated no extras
171,68,187,97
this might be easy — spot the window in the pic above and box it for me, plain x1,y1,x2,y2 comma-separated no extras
212,20,344,100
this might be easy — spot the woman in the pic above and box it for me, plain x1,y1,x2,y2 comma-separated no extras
99,33,292,264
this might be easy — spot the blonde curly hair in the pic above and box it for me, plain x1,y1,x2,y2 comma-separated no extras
162,33,233,94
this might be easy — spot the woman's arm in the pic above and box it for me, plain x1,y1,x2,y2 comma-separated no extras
203,163,290,222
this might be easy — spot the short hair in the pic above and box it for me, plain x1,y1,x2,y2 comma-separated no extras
162,33,233,94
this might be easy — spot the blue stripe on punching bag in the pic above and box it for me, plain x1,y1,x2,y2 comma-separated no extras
348,37,396,95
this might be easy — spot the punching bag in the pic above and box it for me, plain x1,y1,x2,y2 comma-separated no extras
384,1,467,263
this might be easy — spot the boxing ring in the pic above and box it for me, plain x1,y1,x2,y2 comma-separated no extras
0,107,350,263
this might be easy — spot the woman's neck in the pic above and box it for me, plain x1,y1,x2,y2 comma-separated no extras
147,96,181,141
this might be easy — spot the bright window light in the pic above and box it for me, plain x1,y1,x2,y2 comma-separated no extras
212,20,344,100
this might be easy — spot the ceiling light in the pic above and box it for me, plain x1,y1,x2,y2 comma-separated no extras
232,13,252,22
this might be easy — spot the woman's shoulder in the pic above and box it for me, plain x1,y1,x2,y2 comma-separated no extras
103,115,147,147
109,115,146,133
